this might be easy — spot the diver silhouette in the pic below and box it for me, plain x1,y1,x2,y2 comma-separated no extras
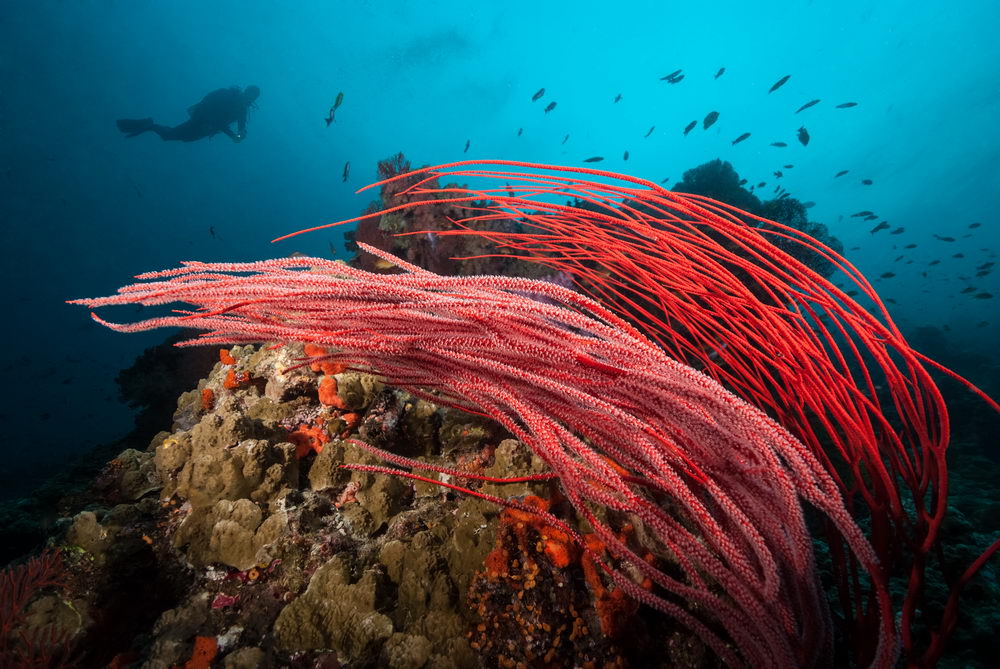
116,85,260,143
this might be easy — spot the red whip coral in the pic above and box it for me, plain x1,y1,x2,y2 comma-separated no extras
277,159,999,666
72,243,892,667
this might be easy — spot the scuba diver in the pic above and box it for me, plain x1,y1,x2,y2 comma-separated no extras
116,85,260,143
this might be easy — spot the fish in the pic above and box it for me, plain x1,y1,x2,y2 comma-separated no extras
683,120,697,136
464,139,470,153
977,321,989,327
851,210,874,218
739,179,748,185
974,292,993,299
894,255,904,262
623,150,629,161
836,170,849,177
978,262,995,269
943,324,951,331
732,132,751,145
933,235,956,242
517,127,523,137
532,88,545,102
715,67,726,79
661,69,683,81
768,75,791,93
846,290,859,296
669,74,685,84
784,164,794,169
977,270,992,277
644,126,656,138
342,161,350,182
583,156,604,163
209,226,216,239
870,221,890,234
795,99,820,113
904,243,917,249
703,111,719,130
861,179,873,185
770,142,787,147
961,286,977,294
865,214,879,221
969,222,982,228
757,181,766,188
929,260,941,266
373,258,396,271
562,134,570,145
774,171,783,178
890,227,905,234
880,272,895,279
849,246,861,251
660,177,670,184
614,93,622,103
836,102,858,108
797,126,810,146
802,201,816,209
325,91,344,126
886,298,897,304
953,253,965,258
544,102,557,113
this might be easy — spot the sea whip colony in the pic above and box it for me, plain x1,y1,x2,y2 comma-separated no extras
74,160,998,667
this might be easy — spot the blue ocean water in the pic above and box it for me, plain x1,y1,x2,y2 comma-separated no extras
2,0,998,496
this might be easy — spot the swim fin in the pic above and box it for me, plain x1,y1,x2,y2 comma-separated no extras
116,118,154,138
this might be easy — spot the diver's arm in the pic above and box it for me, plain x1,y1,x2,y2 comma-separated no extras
222,126,242,143
236,108,248,139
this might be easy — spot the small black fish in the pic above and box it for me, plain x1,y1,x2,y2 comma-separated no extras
715,67,726,79
757,182,766,188
880,272,896,279
342,161,350,182
583,156,604,163
847,290,859,296
703,111,719,130
851,210,874,218
904,243,917,249
660,177,670,184
861,179,873,185
929,260,941,266
797,126,810,146
870,221,890,234
683,120,697,136
770,142,787,147
517,127,523,137
668,74,685,84
865,214,879,221
562,134,570,145
886,298,897,304
977,321,989,327
769,75,791,93
644,126,655,138
464,139,470,153
835,170,849,177
209,226,216,239
532,88,545,102
803,201,815,208
774,171,783,178
732,132,751,145
325,91,345,126
614,93,622,103
784,164,794,169
978,262,995,269
894,255,904,262
836,102,858,108
774,185,781,193
969,222,981,228
623,150,629,161
890,227,905,235
933,234,956,242
953,253,965,258
661,69,683,81
974,292,993,299
739,179,747,185
977,270,992,277
849,246,861,251
795,99,820,113
544,101,557,113
943,324,951,331
961,286,977,294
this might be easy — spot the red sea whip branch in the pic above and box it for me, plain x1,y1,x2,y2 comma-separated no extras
72,242,892,668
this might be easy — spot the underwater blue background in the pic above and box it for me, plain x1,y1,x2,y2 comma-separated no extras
1,0,997,500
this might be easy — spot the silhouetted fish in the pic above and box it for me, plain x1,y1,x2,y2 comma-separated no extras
870,221,890,234
802,201,815,208
757,182,766,188
732,132,751,145
850,246,861,251
715,67,726,79
974,292,993,299
583,156,604,163
890,227,905,234
774,171,783,178
517,128,523,137
929,260,941,266
769,75,791,93
836,102,858,108
614,93,622,103
797,126,810,146
703,111,719,130
865,214,879,221
969,222,982,228
464,139,470,153
933,234,956,242
836,170,849,177
846,289,859,296
894,255,904,262
861,179,873,185
977,270,992,277
644,126,655,138
783,164,794,169
532,88,545,102
669,74,685,84
770,142,787,147
325,91,345,126
904,243,917,249
795,99,820,113
562,134,570,145
953,253,965,258
739,179,747,185
661,69,683,81
961,286,977,294
623,150,629,161
544,102,557,113
660,177,670,184
880,272,895,279
851,210,874,218
683,120,697,136
342,161,350,182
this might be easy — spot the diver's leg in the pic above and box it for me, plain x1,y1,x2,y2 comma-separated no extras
149,121,205,142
